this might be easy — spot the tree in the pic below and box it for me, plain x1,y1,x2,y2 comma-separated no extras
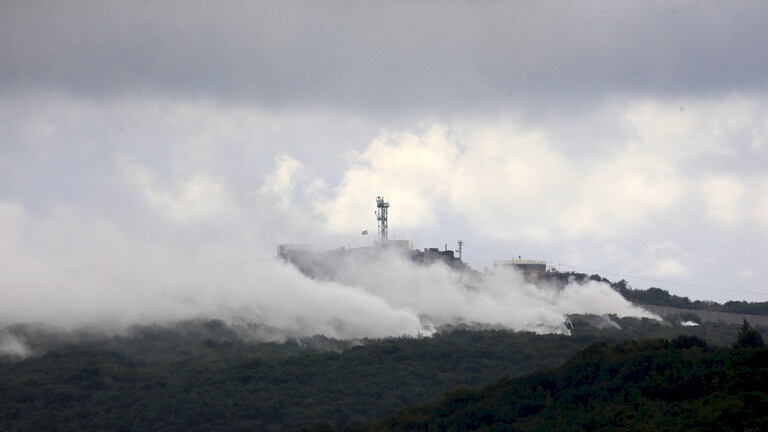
734,320,765,349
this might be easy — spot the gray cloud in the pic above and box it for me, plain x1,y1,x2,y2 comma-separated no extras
2,0,768,342
3,1,768,114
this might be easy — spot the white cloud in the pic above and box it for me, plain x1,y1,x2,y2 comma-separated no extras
702,176,746,224
625,99,735,158
559,150,683,239
623,96,768,160
119,155,239,224
4,0,768,341
3,88,768,328
316,116,687,242
650,258,689,278
0,202,25,244
313,95,768,251
755,179,768,230
451,123,571,240
316,124,460,233
260,154,305,209
623,241,691,280
738,269,759,280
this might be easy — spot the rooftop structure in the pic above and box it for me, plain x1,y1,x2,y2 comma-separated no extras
494,258,547,274
278,196,474,275
276,244,313,257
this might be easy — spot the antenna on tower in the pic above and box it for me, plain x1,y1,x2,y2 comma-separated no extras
376,196,389,245
458,240,463,260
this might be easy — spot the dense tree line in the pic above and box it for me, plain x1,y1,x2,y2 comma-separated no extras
546,271,768,316
614,279,768,316
354,334,768,431
1,316,750,431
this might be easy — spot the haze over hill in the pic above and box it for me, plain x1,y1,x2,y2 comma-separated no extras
1,246,659,357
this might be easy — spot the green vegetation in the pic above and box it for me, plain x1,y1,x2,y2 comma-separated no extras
0,326,586,431
735,319,766,349
610,278,768,315
5,268,768,432
2,316,762,431
356,335,768,431
545,271,768,316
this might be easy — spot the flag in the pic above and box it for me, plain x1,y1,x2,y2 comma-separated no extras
362,230,368,235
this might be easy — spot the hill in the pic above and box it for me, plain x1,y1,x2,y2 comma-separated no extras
3,272,768,430
354,332,768,431
1,315,760,431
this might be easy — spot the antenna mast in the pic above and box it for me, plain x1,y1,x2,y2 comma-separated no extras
376,196,390,245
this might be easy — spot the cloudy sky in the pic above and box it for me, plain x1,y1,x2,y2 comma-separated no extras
2,0,768,322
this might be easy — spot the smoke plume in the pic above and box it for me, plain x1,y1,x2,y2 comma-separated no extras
1,240,657,359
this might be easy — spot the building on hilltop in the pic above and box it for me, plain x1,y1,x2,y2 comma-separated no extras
411,246,467,270
494,258,548,277
277,197,472,274
276,244,313,258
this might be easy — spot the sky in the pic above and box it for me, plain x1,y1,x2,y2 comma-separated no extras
2,0,768,338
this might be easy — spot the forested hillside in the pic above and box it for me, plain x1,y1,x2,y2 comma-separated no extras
549,271,768,316
1,316,760,431
355,332,768,431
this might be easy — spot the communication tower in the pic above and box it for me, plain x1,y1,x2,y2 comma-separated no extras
376,196,390,245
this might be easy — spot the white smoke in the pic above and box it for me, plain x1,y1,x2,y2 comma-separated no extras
284,247,657,335
2,245,652,351
0,214,656,343
0,331,32,358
